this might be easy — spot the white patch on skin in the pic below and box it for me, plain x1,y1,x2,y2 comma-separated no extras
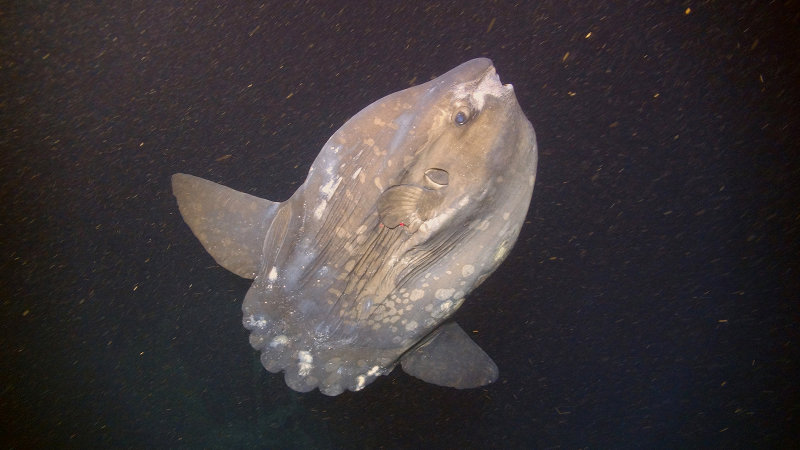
355,224,367,235
461,264,475,277
351,167,362,180
503,212,510,221
435,288,455,301
374,177,383,191
432,300,454,319
245,315,267,329
458,196,470,207
298,351,313,376
320,176,342,199
476,70,510,107
367,366,381,376
270,335,289,348
405,320,418,331
476,219,491,231
409,289,424,301
454,67,510,110
419,206,457,234
355,375,366,391
314,200,327,220
494,242,509,262
268,266,278,283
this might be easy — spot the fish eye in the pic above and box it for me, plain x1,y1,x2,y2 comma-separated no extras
453,106,473,126
424,168,449,187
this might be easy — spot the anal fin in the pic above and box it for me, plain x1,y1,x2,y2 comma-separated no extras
400,322,499,389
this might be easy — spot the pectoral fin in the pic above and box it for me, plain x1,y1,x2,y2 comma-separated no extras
400,322,499,389
377,184,441,233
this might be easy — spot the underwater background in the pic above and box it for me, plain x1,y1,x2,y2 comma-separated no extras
2,1,798,448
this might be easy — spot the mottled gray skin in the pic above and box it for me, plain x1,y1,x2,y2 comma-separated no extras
172,58,537,395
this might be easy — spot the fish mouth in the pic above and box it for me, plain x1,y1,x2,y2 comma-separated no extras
474,64,514,101
487,65,515,93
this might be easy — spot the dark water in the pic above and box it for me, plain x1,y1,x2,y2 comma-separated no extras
2,2,798,448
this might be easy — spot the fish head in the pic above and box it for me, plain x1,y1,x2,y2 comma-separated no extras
376,58,537,242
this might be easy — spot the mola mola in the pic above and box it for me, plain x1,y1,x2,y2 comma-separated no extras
172,58,537,395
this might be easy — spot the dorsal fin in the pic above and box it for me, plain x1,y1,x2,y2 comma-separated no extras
172,173,281,279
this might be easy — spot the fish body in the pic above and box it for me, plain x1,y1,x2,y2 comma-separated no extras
172,58,537,395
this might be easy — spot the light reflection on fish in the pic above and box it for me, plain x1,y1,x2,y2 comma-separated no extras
172,58,537,395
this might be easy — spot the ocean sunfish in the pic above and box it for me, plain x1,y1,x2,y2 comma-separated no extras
172,58,537,395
